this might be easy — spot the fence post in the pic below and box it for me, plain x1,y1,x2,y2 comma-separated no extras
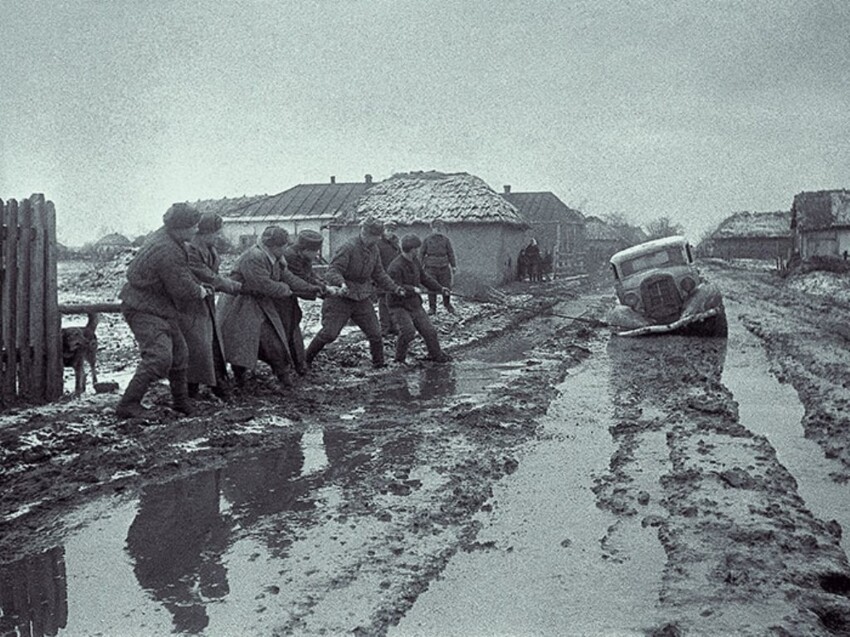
43,199,61,400
17,198,33,399
30,195,48,400
3,199,19,401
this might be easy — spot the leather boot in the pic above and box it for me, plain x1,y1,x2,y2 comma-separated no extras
304,339,325,367
369,339,386,368
169,370,194,416
115,371,154,419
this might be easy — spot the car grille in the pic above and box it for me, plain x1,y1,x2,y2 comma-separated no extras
640,274,682,322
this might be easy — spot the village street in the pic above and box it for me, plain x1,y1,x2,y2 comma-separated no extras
2,259,850,636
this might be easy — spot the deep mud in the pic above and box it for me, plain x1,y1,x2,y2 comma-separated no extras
3,258,850,636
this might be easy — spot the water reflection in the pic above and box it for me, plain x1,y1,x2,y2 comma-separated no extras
125,470,231,634
383,363,458,403
0,547,68,637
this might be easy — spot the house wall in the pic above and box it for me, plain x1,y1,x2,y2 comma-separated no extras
526,220,586,275
327,222,526,293
221,217,333,259
802,229,839,258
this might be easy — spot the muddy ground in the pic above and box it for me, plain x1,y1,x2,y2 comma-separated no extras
2,257,850,636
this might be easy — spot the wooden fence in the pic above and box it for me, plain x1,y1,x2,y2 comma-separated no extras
1,194,62,406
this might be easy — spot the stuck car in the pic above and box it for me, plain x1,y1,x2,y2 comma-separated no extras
605,235,727,337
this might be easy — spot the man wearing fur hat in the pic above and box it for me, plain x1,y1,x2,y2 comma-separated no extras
304,219,406,369
116,202,210,418
376,221,401,336
421,219,457,315
217,226,323,389
386,234,452,364
182,212,242,399
280,229,335,375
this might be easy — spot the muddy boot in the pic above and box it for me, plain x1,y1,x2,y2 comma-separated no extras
115,371,154,419
277,369,294,390
187,382,200,399
232,365,248,388
169,370,194,416
369,339,387,369
304,339,325,367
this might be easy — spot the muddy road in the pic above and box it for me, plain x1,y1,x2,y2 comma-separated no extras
3,259,850,636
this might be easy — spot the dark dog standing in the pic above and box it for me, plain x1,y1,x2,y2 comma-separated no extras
62,312,99,394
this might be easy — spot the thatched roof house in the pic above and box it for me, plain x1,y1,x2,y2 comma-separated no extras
500,187,586,275
341,171,529,290
84,232,132,258
791,190,850,258
700,211,791,260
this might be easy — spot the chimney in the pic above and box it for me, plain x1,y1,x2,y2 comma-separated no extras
504,185,511,193
365,174,373,185
330,176,336,184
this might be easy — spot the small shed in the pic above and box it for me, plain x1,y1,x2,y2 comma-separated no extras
500,187,587,275
195,175,376,260
338,171,529,292
791,190,850,259
700,211,792,260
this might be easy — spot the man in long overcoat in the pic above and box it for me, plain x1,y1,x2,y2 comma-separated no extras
304,219,406,369
376,222,401,335
217,226,321,389
182,213,242,399
116,203,209,418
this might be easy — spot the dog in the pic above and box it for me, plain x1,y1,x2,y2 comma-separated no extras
62,312,99,394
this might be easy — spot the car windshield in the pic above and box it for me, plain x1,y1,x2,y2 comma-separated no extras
619,247,686,277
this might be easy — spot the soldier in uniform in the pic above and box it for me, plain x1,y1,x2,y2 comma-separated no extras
304,219,407,369
420,219,457,314
217,226,322,389
182,213,242,399
280,229,335,375
116,203,209,418
376,221,401,336
386,234,452,364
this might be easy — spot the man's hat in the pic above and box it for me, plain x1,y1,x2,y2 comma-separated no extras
360,218,384,237
261,225,289,247
401,233,422,252
197,212,223,235
163,203,201,230
295,229,323,251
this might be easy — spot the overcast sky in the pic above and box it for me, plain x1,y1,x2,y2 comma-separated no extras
1,0,848,246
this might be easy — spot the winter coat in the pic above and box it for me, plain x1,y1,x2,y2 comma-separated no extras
420,233,456,269
324,236,398,301
377,234,401,269
216,244,320,369
180,238,242,385
386,255,443,311
119,227,203,319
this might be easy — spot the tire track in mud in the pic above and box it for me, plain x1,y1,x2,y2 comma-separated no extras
600,329,850,635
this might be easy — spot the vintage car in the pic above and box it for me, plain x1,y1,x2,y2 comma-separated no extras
605,235,727,337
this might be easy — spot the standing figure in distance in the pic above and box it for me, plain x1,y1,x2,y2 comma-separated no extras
116,203,209,418
182,212,242,400
304,219,407,369
525,238,541,282
386,234,452,364
217,226,322,390
420,219,456,315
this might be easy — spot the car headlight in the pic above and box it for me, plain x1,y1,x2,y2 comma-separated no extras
680,277,696,294
623,292,640,308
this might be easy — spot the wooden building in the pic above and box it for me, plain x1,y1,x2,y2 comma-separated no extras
791,190,850,259
700,211,792,260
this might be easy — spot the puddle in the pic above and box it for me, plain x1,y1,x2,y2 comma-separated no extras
392,351,666,636
723,305,850,555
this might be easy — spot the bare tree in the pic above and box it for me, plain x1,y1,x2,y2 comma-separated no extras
644,217,684,240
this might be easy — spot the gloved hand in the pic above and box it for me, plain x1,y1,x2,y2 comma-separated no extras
412,287,423,295
200,284,213,299
325,285,344,297
395,286,407,297
441,287,452,296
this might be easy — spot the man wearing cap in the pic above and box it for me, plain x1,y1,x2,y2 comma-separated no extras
421,219,457,315
116,202,210,418
304,219,407,369
376,222,401,336
280,229,334,375
182,212,242,400
386,234,453,364
217,226,323,389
